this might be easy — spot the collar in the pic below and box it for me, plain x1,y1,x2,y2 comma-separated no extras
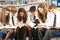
9,12,17,17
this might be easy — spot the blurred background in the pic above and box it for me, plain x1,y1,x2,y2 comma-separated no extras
0,0,60,11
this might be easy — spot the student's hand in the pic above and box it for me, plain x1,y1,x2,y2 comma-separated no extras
19,24,25,28
55,26,59,29
16,24,22,28
46,26,50,29
4,25,10,29
25,23,32,28
38,24,42,27
24,24,30,28
13,29,16,32
17,26,21,28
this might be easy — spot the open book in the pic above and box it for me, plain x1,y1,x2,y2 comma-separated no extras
0,25,17,29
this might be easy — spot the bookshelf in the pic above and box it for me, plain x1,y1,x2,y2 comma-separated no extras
0,0,47,11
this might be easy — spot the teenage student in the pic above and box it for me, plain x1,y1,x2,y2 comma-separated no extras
9,6,17,26
4,6,17,40
29,6,40,40
15,8,32,40
0,7,14,40
37,3,48,40
42,4,60,40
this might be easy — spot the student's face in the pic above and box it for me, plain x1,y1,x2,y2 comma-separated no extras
31,11,36,15
11,10,17,15
50,8,56,14
5,11,9,16
19,12,24,17
38,7,44,14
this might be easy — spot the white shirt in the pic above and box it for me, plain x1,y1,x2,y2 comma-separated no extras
17,12,37,28
29,12,38,22
46,11,60,28
37,13,47,28
29,12,47,28
0,12,18,29
28,12,39,27
9,12,17,26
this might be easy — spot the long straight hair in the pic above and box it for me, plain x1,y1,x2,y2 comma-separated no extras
37,3,47,23
17,8,27,23
1,8,10,25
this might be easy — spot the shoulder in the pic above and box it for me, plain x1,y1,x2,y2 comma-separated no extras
56,11,60,14
47,12,52,16
27,12,31,16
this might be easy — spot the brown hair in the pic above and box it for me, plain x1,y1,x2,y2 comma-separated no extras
29,6,36,12
49,4,56,9
1,7,10,25
37,3,47,23
17,8,27,23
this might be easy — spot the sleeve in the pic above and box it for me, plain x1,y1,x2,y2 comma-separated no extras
26,15,36,28
45,12,52,27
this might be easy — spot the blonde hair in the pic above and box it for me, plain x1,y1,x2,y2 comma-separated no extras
11,6,17,11
49,4,56,9
1,7,10,25
37,3,47,23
